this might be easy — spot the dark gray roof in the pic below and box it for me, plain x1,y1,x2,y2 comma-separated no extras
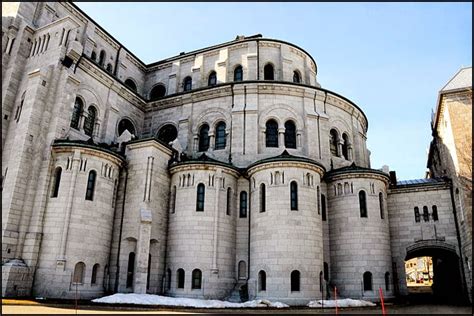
441,67,472,92
324,162,389,180
396,177,447,186
247,150,326,171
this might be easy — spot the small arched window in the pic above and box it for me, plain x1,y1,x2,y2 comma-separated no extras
414,207,420,222
293,71,301,83
323,262,329,281
291,270,300,291
234,65,243,81
118,118,136,137
379,192,385,219
157,124,178,143
284,120,297,149
70,97,83,129
91,51,97,61
106,63,113,73
170,185,177,214
14,92,25,123
208,71,217,86
321,194,327,221
98,50,106,66
124,79,137,92
385,272,390,291
258,270,266,291
238,260,246,279
359,190,367,218
85,170,97,201
183,76,192,92
316,186,321,214
226,188,232,216
432,205,438,221
51,167,62,198
363,271,372,291
83,106,97,137
73,262,85,284
198,124,210,152
290,181,298,211
260,183,266,213
192,269,202,289
240,191,247,218
319,271,324,292
215,122,226,150
423,206,429,222
342,133,349,160
149,84,166,101
264,64,274,80
265,119,279,147
177,268,185,289
330,129,339,156
126,252,135,288
196,183,205,212
91,263,100,285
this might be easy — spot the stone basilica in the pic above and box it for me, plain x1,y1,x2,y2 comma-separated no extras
2,2,471,305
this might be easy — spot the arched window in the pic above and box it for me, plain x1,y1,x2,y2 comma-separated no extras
359,190,367,218
91,263,100,285
157,124,178,143
208,71,217,86
291,270,300,291
83,106,97,137
316,186,320,214
85,170,97,201
226,188,231,216
70,97,83,129
118,118,136,137
260,183,266,213
166,268,172,290
321,194,327,221
124,79,137,92
239,191,247,218
379,192,384,219
329,129,339,156
14,92,25,123
293,71,301,83
319,271,324,292
265,119,279,147
258,270,266,291
414,207,420,222
183,76,192,92
149,84,166,101
98,50,106,66
91,51,96,61
170,185,177,214
192,269,202,289
177,268,185,289
342,133,349,160
290,181,298,210
198,124,210,151
264,64,274,80
432,205,438,221
215,122,226,150
284,120,297,149
147,254,151,290
106,63,113,73
385,272,390,291
323,262,329,281
423,206,429,222
73,262,85,284
51,167,62,198
234,65,243,81
238,260,246,279
363,271,372,291
126,252,135,288
196,183,205,212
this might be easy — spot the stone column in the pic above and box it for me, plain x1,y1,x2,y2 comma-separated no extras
193,135,198,153
278,128,285,149
337,141,343,158
209,132,215,151
348,145,353,161
134,209,152,294
297,130,303,149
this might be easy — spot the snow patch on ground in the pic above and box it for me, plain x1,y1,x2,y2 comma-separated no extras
308,298,376,308
92,293,289,308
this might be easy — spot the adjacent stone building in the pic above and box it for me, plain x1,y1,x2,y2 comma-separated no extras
2,2,471,305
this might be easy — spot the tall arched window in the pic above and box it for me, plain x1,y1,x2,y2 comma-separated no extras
293,71,301,83
208,71,217,86
240,191,247,218
91,51,96,61
423,206,429,222
284,120,297,149
183,76,192,92
166,269,172,290
147,254,151,290
83,106,97,137
385,272,390,291
118,118,136,137
177,268,185,289
170,185,177,214
73,262,85,284
290,181,298,210
70,97,83,129
321,194,327,221
91,263,100,285
126,252,135,288
329,129,339,156
51,167,62,198
379,192,385,219
363,271,372,291
265,119,279,147
234,65,243,81
342,133,349,160
98,50,106,66
264,64,274,80
260,183,266,213
316,186,320,214
124,79,137,92
215,122,226,150
319,271,324,292
238,260,246,279
192,269,202,289
226,188,231,216
149,84,166,101
258,270,266,291
291,270,300,291
432,205,438,221
323,262,329,281
359,190,367,218
198,124,210,151
414,207,420,222
157,124,178,143
196,183,205,212
85,170,97,201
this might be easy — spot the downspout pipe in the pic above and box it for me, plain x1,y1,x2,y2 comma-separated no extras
229,84,234,163
247,176,252,290
114,166,129,293
256,39,260,80
114,45,122,77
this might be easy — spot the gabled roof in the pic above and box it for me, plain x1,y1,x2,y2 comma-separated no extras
440,67,472,93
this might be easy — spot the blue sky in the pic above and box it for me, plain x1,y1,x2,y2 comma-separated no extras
75,2,472,180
